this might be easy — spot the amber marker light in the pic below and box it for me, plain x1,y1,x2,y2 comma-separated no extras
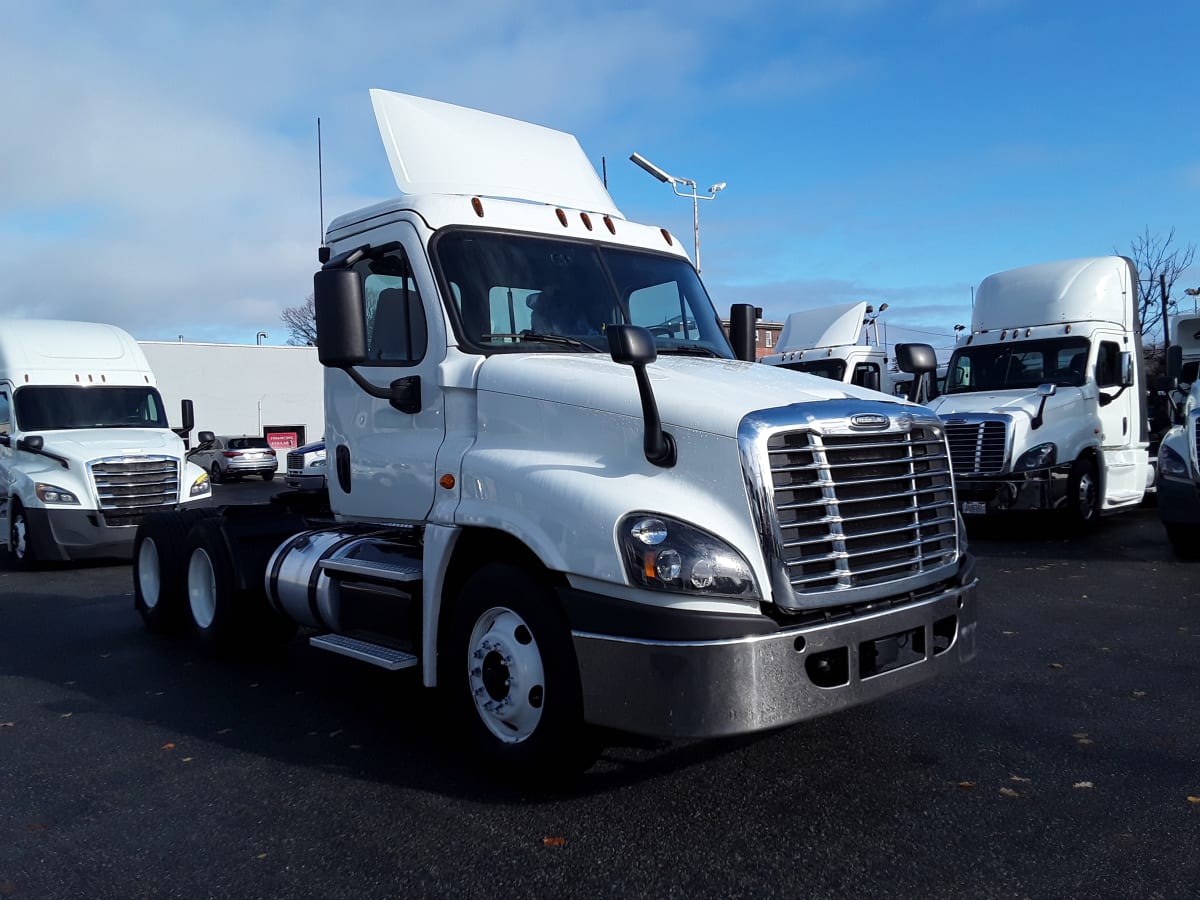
439,474,456,490
471,197,484,217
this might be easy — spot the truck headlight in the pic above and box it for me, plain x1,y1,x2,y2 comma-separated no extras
618,514,759,599
35,482,80,504
1159,444,1190,479
1014,442,1057,471
190,472,212,497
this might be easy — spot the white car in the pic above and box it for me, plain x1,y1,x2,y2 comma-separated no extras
285,440,326,491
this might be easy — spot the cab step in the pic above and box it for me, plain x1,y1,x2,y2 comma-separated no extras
309,633,418,670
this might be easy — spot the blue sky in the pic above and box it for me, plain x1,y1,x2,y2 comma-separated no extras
2,0,1197,358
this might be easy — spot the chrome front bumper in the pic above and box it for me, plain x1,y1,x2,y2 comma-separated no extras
572,576,978,739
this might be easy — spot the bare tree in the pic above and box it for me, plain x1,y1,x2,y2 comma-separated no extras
1121,227,1195,353
281,294,318,346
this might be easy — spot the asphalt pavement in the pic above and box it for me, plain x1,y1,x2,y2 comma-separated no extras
1,491,1198,899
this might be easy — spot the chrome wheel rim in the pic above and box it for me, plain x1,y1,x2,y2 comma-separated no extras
187,548,218,629
467,607,545,743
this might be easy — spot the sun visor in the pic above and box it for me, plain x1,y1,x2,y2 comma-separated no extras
369,90,622,218
777,302,868,352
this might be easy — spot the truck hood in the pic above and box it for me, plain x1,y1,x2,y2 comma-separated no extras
930,388,1082,422
32,428,185,461
476,353,911,436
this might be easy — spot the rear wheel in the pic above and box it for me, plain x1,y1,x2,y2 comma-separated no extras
262,472,275,482
134,509,219,633
184,518,295,654
1065,457,1100,528
441,562,594,778
209,462,223,485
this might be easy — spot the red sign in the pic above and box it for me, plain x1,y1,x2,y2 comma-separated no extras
267,432,298,450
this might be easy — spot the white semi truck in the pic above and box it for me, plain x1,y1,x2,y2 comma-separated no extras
0,319,211,567
132,90,978,775
1156,315,1200,554
761,301,901,394
929,256,1151,526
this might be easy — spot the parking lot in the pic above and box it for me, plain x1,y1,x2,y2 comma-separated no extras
2,487,1198,899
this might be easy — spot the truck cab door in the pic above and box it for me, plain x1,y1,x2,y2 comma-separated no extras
1093,336,1147,502
324,224,448,523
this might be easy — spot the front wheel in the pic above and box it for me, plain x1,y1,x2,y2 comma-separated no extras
1065,457,1100,528
441,562,593,777
7,501,38,570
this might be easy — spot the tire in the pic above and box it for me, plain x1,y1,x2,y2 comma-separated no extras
1165,524,1200,560
1065,457,1100,528
133,508,220,633
262,472,275,482
440,562,594,778
7,500,38,570
184,518,295,654
209,462,224,485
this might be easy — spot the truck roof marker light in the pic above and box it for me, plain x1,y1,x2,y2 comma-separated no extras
1065,324,1071,333
660,228,673,246
1025,328,1032,337
1000,330,1007,340
604,215,616,234
556,208,568,227
439,473,455,490
471,197,485,217
580,212,593,231
75,374,80,382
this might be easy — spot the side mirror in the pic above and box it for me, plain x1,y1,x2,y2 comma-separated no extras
17,435,44,452
313,268,368,368
608,325,675,467
727,303,758,362
895,343,937,375
179,399,194,436
1167,344,1183,379
197,431,215,444
1119,351,1135,388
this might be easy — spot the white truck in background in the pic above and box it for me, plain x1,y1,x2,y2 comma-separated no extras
760,301,901,394
0,319,211,567
1156,315,1200,555
929,256,1151,527
131,90,977,776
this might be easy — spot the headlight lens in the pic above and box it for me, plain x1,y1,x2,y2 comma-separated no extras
190,472,212,497
619,514,758,598
35,483,80,504
310,459,326,468
1014,442,1057,471
1159,444,1189,479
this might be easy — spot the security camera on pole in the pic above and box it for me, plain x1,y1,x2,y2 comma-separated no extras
629,152,725,273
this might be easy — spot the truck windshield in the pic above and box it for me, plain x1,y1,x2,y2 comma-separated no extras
774,358,848,382
944,337,1091,393
13,386,170,431
433,230,735,359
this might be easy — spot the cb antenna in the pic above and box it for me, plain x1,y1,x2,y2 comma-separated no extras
317,117,329,263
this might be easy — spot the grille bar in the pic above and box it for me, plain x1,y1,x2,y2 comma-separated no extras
944,420,1008,475
764,419,959,600
89,455,180,527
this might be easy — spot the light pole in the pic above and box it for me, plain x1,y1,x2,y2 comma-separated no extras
1186,287,1199,314
629,152,725,273
954,324,966,344
256,331,268,346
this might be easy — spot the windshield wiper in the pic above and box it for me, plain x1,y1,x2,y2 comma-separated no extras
482,332,603,352
658,343,720,357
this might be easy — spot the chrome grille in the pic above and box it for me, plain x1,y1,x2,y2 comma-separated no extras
1193,415,1200,470
944,420,1008,475
287,449,304,472
767,424,958,597
89,456,179,527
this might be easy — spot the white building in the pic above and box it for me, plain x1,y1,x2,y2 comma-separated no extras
139,341,324,449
